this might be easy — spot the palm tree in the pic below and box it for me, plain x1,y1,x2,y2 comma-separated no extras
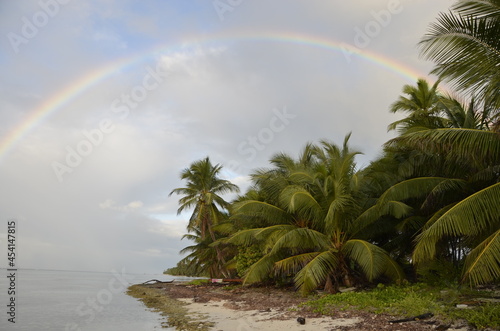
170,157,239,278
228,135,404,294
419,0,500,109
387,79,448,134
439,94,499,130
381,128,500,285
388,78,498,134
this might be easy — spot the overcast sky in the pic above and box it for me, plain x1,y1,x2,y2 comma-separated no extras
0,1,454,274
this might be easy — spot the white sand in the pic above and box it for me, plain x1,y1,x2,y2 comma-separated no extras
179,298,362,330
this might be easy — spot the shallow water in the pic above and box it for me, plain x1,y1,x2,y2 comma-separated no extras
0,268,184,330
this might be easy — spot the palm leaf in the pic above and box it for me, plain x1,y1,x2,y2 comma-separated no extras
462,229,500,285
389,129,500,164
232,200,290,225
343,239,393,281
280,185,321,213
274,252,324,275
243,254,280,284
225,228,264,246
454,0,500,18
350,201,412,235
421,178,469,210
269,227,330,255
383,256,407,282
395,215,428,232
379,177,450,202
419,7,500,103
414,182,500,263
294,250,339,295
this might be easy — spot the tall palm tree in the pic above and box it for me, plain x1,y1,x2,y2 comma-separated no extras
388,78,498,134
170,157,239,278
387,79,448,134
419,0,500,108
228,135,404,294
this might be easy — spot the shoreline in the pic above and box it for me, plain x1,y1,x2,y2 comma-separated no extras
127,282,474,331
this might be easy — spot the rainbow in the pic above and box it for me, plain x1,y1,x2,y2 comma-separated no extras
0,31,434,162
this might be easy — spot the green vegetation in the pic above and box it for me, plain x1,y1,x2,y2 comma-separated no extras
164,258,209,277
169,157,239,278
304,283,500,329
166,3,499,326
186,279,210,286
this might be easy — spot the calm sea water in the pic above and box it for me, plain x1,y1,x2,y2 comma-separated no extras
0,268,188,330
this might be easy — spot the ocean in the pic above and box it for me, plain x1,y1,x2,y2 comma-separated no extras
0,268,185,330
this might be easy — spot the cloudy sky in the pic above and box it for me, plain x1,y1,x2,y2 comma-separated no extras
0,0,454,274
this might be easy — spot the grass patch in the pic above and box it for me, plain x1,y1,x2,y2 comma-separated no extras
186,279,210,286
304,283,500,330
127,284,214,330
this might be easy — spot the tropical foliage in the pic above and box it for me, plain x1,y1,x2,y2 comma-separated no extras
228,135,404,294
169,157,239,278
166,0,499,293
419,0,500,109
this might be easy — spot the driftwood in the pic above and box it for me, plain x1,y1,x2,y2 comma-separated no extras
141,279,175,285
389,312,434,323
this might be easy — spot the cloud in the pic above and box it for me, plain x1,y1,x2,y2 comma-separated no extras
99,199,144,212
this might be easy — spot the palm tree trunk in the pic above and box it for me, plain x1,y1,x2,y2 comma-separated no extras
207,225,230,278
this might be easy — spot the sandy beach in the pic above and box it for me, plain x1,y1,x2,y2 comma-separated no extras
179,297,363,330
127,282,474,331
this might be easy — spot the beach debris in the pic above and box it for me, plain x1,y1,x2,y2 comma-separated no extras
141,279,174,285
210,278,243,283
297,317,306,325
389,312,433,323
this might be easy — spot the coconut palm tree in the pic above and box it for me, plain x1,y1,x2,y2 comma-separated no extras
380,128,500,285
388,78,498,134
419,0,500,108
387,79,447,134
170,157,239,278
439,94,500,130
228,135,404,294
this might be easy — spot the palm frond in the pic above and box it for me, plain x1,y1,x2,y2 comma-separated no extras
343,239,392,281
269,227,330,255
350,201,412,236
462,229,500,285
232,200,290,225
274,252,323,275
419,7,500,103
294,250,339,295
421,178,469,210
414,182,500,263
225,228,264,246
453,0,500,18
379,177,450,202
388,129,500,165
280,185,321,211
383,256,407,282
395,215,427,233
243,254,280,284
